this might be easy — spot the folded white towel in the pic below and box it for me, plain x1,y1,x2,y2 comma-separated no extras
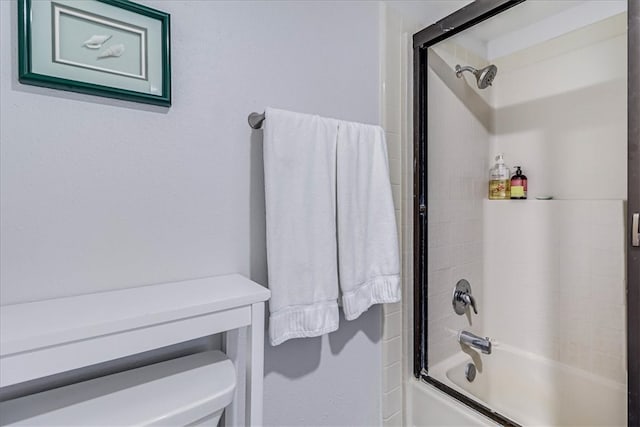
336,121,401,320
263,108,340,346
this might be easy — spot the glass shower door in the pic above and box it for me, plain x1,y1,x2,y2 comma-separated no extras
415,1,629,425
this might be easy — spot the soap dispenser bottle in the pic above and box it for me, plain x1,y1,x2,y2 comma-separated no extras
510,166,527,199
489,154,511,200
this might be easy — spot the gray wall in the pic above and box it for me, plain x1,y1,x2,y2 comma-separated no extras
0,1,382,425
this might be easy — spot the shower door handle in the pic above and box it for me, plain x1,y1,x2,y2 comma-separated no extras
633,213,640,247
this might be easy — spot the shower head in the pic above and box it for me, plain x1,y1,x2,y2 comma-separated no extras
455,64,498,89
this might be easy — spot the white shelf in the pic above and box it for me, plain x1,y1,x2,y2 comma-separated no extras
1,274,269,357
0,274,270,426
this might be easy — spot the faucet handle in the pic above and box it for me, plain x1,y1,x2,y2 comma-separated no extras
453,279,478,315
462,293,478,314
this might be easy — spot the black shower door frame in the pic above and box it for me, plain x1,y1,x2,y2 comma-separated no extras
412,1,640,425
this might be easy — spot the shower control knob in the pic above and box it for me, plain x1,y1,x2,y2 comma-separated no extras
461,293,477,314
452,279,478,315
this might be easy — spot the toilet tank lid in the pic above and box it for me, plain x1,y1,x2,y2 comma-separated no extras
0,350,236,426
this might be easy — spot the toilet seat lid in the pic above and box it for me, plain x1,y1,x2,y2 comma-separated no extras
0,350,236,426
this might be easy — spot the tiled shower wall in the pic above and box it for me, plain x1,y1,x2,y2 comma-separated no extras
381,5,404,426
490,13,627,201
425,44,491,367
383,8,628,424
485,13,627,384
380,6,486,425
484,200,626,383
418,12,627,384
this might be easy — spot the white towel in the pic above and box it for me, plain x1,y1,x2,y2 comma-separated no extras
263,108,340,346
336,121,401,320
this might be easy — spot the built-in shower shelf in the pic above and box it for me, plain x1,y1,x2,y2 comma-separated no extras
484,199,546,202
483,198,622,202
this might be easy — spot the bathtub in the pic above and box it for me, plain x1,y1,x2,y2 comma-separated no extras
426,344,626,426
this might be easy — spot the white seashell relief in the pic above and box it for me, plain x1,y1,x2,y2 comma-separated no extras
97,44,125,59
83,35,111,49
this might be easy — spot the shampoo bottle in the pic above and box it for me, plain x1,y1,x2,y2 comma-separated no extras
510,166,528,199
489,154,510,200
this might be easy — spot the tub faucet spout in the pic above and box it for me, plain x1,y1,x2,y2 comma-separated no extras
459,330,492,354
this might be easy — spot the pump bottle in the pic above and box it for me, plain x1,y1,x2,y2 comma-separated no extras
488,154,510,200
510,166,528,199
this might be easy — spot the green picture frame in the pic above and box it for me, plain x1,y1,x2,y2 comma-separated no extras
18,0,171,106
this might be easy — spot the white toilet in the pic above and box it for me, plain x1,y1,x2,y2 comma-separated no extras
0,350,236,426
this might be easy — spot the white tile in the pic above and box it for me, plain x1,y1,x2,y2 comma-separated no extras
590,223,624,253
451,219,482,245
427,245,453,272
395,210,402,244
592,327,624,356
597,304,625,331
382,386,402,420
403,293,414,326
384,96,402,135
428,221,451,248
402,279,413,312
391,184,401,210
452,242,478,266
389,158,401,186
384,301,402,315
383,336,402,367
429,268,452,295
592,351,625,383
386,132,401,160
590,276,625,306
590,248,624,280
380,81,387,129
590,201,624,227
383,362,402,392
384,311,402,340
427,290,453,322
383,410,403,427
455,262,482,286
383,35,402,134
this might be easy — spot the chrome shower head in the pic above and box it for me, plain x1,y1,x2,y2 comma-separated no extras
455,64,498,89
477,64,497,88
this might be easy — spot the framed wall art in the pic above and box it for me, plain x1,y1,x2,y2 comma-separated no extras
18,0,171,106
